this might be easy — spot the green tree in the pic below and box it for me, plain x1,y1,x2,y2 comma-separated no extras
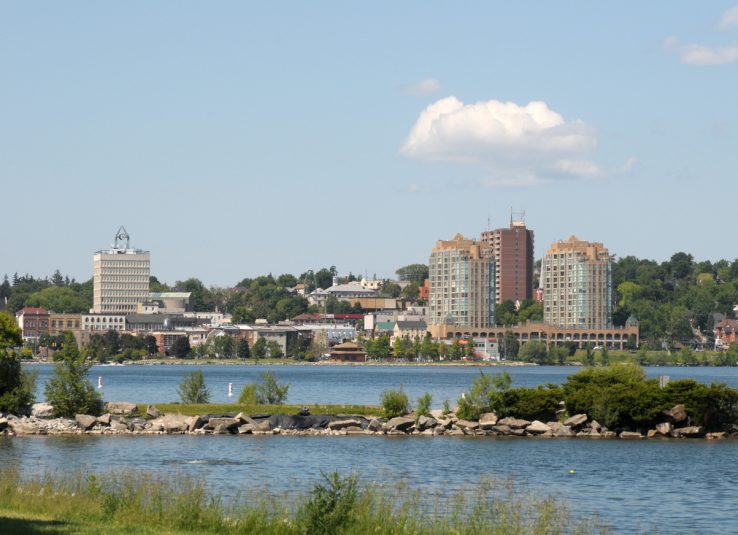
171,336,191,359
237,338,250,359
25,286,90,313
495,300,518,326
44,332,102,417
267,340,284,359
144,335,159,355
395,264,429,284
0,311,36,414
381,283,402,298
252,337,267,359
255,372,289,404
177,369,210,403
500,331,520,360
518,340,548,364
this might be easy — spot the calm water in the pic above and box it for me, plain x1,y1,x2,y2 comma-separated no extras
1,434,737,534
24,363,738,406
10,364,738,533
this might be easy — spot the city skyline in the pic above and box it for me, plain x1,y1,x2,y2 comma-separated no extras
2,3,737,286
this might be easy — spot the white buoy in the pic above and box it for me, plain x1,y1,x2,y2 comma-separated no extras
228,382,233,398
97,376,103,389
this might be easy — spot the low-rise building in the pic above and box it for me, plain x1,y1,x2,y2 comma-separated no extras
15,308,50,339
82,313,126,332
49,313,81,336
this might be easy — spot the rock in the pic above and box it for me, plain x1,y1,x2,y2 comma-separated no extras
455,419,479,431
0,417,7,432
384,416,415,432
327,419,363,431
429,409,445,419
664,404,688,424
75,414,97,430
149,414,190,433
146,405,161,419
416,415,437,430
601,431,617,439
9,419,43,435
478,412,498,429
436,418,453,430
110,420,129,432
563,414,588,428
492,424,512,435
526,421,552,435
655,422,672,436
31,403,54,419
97,414,111,426
433,426,445,436
619,431,643,439
367,418,384,432
212,424,229,434
706,432,726,440
187,416,205,432
497,417,530,429
646,429,658,439
589,420,602,433
105,402,138,416
510,428,526,436
237,424,254,434
554,425,574,437
447,428,464,436
255,420,272,432
207,417,240,431
234,413,256,426
674,426,704,438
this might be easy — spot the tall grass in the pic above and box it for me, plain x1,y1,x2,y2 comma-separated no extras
0,468,610,534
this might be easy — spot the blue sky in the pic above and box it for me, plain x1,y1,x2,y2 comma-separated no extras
1,2,737,286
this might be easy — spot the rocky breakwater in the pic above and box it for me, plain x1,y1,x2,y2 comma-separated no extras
2,402,737,439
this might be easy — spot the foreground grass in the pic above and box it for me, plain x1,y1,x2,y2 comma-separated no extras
0,469,609,535
136,402,381,417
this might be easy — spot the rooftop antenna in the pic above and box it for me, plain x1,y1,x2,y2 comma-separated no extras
114,226,130,249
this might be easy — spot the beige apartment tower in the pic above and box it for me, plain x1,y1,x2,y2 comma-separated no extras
428,234,496,329
92,227,150,314
542,236,612,329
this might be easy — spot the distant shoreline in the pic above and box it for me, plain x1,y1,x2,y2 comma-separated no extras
24,358,538,367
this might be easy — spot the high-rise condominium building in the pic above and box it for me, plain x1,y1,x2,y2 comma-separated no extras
92,227,150,314
542,236,612,329
480,215,534,304
428,234,496,328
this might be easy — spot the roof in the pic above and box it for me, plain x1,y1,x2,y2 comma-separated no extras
16,307,49,315
377,321,395,331
396,320,428,331
149,292,192,300
326,282,377,295
125,314,167,324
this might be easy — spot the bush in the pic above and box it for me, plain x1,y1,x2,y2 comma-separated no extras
297,472,359,535
177,370,210,404
380,388,410,418
415,392,432,418
44,333,102,417
254,372,289,404
457,370,511,420
0,312,37,414
238,383,257,404
491,385,564,421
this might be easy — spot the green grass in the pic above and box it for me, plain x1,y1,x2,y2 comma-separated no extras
137,402,381,417
0,469,610,535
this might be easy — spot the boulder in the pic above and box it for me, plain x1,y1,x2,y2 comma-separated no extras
31,403,54,419
234,413,256,425
416,415,437,430
589,420,602,433
384,416,415,432
436,418,453,430
455,419,479,431
367,418,384,432
429,409,445,419
327,419,363,431
706,432,726,440
9,419,43,435
563,414,588,428
212,424,229,434
601,431,617,439
664,404,688,424
526,421,552,435
433,426,445,436
75,414,97,430
479,412,498,429
491,424,512,435
646,429,658,439
146,405,161,419
619,431,643,439
674,426,704,438
187,415,205,432
207,417,240,431
0,416,7,432
255,420,272,432
97,414,112,426
497,417,530,429
110,420,129,432
149,414,190,433
237,424,254,434
655,422,672,436
554,425,574,438
105,402,138,416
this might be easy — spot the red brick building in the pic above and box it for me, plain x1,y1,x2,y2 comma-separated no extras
480,218,534,304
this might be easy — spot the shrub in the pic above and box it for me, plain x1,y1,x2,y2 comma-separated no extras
44,333,102,417
380,388,410,418
238,383,257,404
0,312,37,414
457,370,511,420
254,372,289,404
491,385,564,421
415,392,432,419
297,472,359,535
177,370,210,404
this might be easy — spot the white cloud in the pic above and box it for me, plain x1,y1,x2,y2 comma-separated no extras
401,78,441,96
401,96,602,186
720,6,738,30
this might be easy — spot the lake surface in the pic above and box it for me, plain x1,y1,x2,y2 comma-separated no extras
10,364,738,533
2,433,737,534
24,363,738,406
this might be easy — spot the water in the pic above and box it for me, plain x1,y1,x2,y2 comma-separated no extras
1,434,737,534
25,363,738,406
10,364,738,533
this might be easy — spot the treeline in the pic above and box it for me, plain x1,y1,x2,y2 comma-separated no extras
0,272,92,313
